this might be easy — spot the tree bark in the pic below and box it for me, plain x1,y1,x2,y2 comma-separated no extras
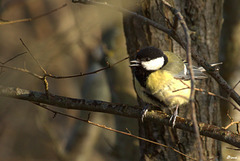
122,0,222,160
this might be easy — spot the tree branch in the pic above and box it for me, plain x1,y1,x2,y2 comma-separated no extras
0,85,140,118
146,110,240,149
1,85,240,148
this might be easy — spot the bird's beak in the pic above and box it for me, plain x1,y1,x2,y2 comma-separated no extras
129,60,140,67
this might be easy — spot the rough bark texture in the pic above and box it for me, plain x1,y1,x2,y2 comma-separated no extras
122,0,222,160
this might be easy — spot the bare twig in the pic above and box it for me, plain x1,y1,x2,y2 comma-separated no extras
19,39,50,95
0,52,27,74
2,39,128,96
0,52,26,65
233,80,240,90
0,56,129,79
176,81,240,112
20,39,47,75
46,56,129,79
224,111,240,134
34,103,197,161
224,121,240,131
0,4,67,25
227,80,240,98
227,110,234,122
196,89,240,112
0,64,42,79
0,53,128,97
34,103,67,160
155,0,176,29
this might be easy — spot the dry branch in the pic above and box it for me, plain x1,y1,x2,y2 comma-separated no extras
1,85,240,148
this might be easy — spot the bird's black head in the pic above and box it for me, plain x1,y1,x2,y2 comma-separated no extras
129,47,168,88
130,47,168,71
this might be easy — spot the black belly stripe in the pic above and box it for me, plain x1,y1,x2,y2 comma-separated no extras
143,91,167,107
134,67,152,88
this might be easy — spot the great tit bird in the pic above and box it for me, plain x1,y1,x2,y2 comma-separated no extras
130,47,212,125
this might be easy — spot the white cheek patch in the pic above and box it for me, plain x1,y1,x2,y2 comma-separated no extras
141,57,165,70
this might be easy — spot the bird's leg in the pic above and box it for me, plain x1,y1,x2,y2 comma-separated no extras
169,105,179,127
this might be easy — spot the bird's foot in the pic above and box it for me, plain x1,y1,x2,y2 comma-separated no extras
169,113,178,127
169,105,179,127
141,104,151,122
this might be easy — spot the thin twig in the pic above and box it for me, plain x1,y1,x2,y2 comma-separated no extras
17,40,128,94
20,39,47,74
227,110,234,122
0,52,27,65
227,80,240,98
0,56,129,80
0,4,67,25
224,111,240,134
155,0,175,29
0,52,27,74
34,103,197,161
224,121,240,130
46,56,129,79
233,80,240,90
2,40,128,96
176,81,240,112
196,89,240,112
0,64,42,79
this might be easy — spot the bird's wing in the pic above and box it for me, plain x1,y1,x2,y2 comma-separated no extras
174,62,222,80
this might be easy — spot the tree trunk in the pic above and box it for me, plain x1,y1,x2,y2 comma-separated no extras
122,0,222,160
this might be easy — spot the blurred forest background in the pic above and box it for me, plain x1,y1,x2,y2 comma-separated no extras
0,0,239,161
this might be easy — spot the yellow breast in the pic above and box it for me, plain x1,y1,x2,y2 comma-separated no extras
146,70,191,106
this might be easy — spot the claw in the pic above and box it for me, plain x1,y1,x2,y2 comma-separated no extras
141,108,148,122
141,104,151,122
169,105,179,127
